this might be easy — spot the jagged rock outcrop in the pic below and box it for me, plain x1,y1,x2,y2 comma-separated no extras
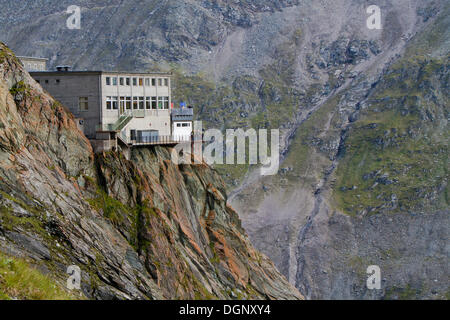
0,43,302,300
1,0,448,300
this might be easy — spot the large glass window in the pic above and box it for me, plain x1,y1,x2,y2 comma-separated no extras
106,77,111,85
126,77,130,86
138,97,144,109
145,78,150,86
112,77,117,85
139,78,143,86
158,97,163,109
133,78,137,86
120,96,125,110
151,97,157,109
158,78,162,86
133,97,138,109
151,78,156,86
126,97,131,109
120,77,124,86
79,97,88,111
145,97,151,109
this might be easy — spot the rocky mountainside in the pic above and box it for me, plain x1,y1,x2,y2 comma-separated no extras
230,2,449,299
0,0,448,300
0,44,301,300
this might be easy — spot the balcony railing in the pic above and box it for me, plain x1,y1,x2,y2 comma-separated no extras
131,134,201,146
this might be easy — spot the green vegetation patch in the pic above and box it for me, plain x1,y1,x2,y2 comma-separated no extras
334,56,449,216
0,252,76,300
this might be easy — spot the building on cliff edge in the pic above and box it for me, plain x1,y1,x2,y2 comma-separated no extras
29,67,194,155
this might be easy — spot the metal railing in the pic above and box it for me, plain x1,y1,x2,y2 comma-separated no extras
132,135,201,146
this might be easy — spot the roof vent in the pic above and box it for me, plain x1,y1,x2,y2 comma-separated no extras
56,65,71,72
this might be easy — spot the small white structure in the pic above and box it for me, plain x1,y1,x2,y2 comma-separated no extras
171,106,193,141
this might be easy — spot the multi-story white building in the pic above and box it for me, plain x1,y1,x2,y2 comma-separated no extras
30,69,188,152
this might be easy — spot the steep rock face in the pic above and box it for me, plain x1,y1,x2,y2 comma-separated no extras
1,0,448,300
0,43,301,300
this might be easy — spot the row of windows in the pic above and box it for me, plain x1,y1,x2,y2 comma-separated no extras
106,96,170,110
106,77,169,87
176,123,191,127
36,79,60,85
26,63,46,71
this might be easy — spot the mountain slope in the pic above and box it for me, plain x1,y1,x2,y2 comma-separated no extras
0,0,448,300
231,2,449,299
0,43,302,300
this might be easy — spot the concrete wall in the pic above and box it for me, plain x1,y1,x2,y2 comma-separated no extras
31,73,101,138
123,110,171,140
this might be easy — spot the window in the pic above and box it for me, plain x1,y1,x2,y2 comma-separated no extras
145,97,151,109
79,97,89,111
106,97,118,110
151,97,157,109
106,77,111,85
126,97,131,110
133,78,137,86
182,123,190,127
139,78,143,86
145,78,150,86
55,79,60,84
151,78,156,86
120,96,125,110
177,123,181,127
112,96,118,110
158,78,162,86
164,78,169,86
138,97,144,110
126,77,130,86
106,96,112,110
162,96,169,109
133,97,138,109
120,77,124,86
36,80,40,84
45,80,49,84
158,97,163,109
112,77,117,85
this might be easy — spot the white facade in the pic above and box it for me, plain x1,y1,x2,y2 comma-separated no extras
100,73,172,141
172,121,193,139
18,56,47,72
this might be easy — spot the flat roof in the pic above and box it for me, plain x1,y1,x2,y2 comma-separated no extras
29,71,172,76
17,56,49,61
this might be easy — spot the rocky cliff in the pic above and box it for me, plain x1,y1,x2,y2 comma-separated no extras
0,43,301,300
0,0,448,300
